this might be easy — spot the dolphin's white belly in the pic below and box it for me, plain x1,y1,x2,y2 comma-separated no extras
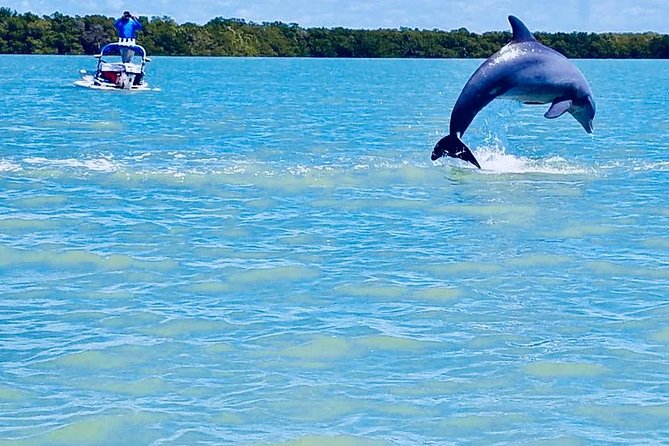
500,85,563,104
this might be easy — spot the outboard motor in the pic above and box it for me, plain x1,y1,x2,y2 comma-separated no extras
118,71,132,90
125,73,136,89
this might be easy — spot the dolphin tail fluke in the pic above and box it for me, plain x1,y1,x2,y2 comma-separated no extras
431,134,481,169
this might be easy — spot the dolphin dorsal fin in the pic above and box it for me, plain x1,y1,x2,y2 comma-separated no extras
508,15,536,43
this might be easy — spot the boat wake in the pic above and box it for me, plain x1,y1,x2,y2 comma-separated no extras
0,160,22,172
23,156,119,173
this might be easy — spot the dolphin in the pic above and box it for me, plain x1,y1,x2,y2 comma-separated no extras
432,15,596,168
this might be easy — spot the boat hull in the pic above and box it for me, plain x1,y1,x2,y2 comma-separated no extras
74,74,150,91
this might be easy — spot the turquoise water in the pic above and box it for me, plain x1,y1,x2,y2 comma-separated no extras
1,55,668,445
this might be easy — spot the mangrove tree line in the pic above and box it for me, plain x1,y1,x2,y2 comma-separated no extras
1,8,668,58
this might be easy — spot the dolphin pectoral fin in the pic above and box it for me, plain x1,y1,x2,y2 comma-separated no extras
432,134,481,169
544,99,572,119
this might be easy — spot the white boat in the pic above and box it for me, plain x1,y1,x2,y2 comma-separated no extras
75,39,151,91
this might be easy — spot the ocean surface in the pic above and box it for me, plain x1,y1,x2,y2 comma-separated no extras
0,55,667,446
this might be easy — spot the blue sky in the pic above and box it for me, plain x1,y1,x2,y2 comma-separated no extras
5,0,669,33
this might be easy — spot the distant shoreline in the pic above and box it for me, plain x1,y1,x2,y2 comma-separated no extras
1,8,668,58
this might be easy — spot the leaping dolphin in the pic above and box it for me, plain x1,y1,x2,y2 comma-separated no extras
432,15,596,168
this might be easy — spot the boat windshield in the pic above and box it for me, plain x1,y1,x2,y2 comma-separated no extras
99,44,146,60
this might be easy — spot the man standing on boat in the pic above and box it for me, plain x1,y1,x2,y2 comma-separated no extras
114,11,142,62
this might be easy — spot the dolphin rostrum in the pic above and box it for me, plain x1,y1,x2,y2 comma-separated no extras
432,15,596,168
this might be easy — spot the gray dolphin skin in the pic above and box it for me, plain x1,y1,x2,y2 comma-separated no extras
432,15,596,168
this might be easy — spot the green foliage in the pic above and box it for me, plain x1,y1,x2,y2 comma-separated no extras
0,8,667,58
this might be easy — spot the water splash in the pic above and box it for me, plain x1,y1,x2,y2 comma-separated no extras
472,143,591,175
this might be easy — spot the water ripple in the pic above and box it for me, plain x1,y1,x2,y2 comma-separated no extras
1,56,668,446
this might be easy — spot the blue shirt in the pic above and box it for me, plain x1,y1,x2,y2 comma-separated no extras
114,17,142,39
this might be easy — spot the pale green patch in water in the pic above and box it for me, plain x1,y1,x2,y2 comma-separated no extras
425,261,503,277
586,260,669,279
0,218,57,232
379,198,430,210
278,335,353,360
651,327,669,342
141,318,232,338
203,342,235,353
410,286,462,302
521,437,587,446
256,434,390,446
435,204,537,225
575,404,669,429
438,413,529,432
0,385,29,401
357,335,434,351
45,345,157,371
227,265,321,285
524,361,608,378
11,195,68,208
336,283,406,299
555,224,616,238
76,377,171,396
642,236,669,249
0,245,177,271
186,280,230,294
270,395,364,422
213,411,244,425
19,411,166,446
278,233,324,246
506,253,573,267
467,334,525,349
390,375,517,397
